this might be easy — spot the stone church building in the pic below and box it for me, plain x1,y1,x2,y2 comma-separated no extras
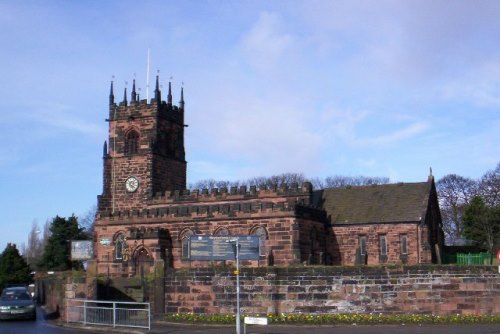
94,77,444,276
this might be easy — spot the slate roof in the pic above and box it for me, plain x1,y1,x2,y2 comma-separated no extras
312,181,432,225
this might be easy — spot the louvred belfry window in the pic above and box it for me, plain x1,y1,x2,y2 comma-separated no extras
125,130,139,155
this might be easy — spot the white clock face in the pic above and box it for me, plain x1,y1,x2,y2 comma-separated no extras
125,176,139,193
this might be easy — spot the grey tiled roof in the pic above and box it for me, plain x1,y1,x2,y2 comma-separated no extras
313,182,431,224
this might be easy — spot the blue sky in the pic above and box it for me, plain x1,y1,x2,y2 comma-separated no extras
1,1,499,252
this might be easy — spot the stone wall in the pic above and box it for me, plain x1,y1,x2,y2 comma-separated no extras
164,265,500,316
35,271,96,320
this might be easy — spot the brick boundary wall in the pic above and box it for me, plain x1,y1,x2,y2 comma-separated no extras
164,265,500,316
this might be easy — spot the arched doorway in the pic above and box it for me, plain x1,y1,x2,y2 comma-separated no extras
134,247,153,276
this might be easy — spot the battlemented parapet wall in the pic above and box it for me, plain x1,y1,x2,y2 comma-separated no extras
164,266,500,316
98,182,315,216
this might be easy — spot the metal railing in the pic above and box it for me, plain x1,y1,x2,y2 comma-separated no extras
442,252,492,265
66,299,150,330
457,252,491,265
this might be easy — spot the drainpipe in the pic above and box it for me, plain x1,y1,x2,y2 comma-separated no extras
416,220,421,264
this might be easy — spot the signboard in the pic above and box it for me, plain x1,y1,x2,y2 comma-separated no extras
71,240,94,260
244,317,268,325
99,238,111,246
188,235,260,261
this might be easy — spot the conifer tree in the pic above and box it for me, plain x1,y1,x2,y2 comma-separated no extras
0,243,32,291
38,215,87,271
463,196,500,263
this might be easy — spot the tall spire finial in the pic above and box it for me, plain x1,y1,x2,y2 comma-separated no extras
179,85,185,110
131,78,137,102
154,71,161,102
109,78,114,106
167,81,172,105
103,140,108,158
123,81,128,105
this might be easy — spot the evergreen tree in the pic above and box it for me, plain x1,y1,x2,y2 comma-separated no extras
0,243,32,291
463,196,500,263
38,215,88,271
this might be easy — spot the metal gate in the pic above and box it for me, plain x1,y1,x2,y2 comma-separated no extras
66,299,150,330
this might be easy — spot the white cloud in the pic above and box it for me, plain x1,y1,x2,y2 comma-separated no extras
27,103,106,138
241,11,294,70
440,61,500,108
354,121,429,147
320,106,371,143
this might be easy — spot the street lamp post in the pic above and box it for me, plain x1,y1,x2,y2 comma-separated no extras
228,238,241,334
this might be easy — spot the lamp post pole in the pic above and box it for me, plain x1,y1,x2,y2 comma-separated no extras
228,238,241,334
235,239,240,334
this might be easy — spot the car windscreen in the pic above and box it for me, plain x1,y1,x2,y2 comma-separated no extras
1,291,32,301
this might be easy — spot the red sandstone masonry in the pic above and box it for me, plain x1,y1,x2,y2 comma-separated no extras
163,266,500,316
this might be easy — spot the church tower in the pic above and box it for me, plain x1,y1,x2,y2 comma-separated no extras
98,76,187,214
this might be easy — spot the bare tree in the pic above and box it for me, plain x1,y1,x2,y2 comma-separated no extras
189,173,391,192
25,220,43,270
324,175,390,188
437,174,478,244
189,173,306,191
248,173,306,188
40,219,51,254
478,162,500,207
308,177,325,189
188,179,238,190
79,205,97,238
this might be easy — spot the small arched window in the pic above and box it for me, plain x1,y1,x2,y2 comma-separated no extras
214,227,229,236
125,130,139,155
251,226,267,256
115,234,125,260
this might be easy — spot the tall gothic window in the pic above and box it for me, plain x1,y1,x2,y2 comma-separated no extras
379,234,388,263
359,235,367,256
180,229,194,260
125,130,139,155
400,234,408,255
251,226,267,256
115,234,125,260
379,235,387,256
